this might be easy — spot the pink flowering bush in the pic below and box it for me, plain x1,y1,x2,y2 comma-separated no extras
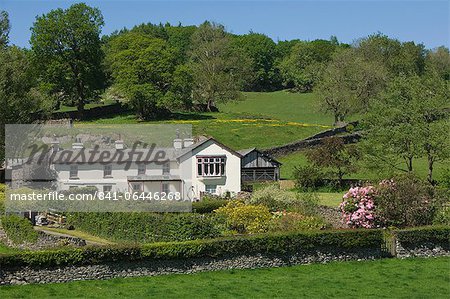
339,186,377,228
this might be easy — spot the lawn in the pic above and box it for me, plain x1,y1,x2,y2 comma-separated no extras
0,257,448,298
79,91,332,150
0,243,18,255
279,151,449,181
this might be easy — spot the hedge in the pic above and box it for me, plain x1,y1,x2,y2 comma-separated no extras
395,226,450,245
0,229,383,268
1,215,39,244
66,212,222,243
192,199,228,213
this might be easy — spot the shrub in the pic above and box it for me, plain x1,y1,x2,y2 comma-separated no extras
192,198,228,213
339,186,377,229
395,226,450,245
293,165,323,191
270,212,330,232
0,229,384,268
374,174,445,228
66,212,221,243
433,205,450,226
247,184,320,215
1,215,38,244
214,201,272,234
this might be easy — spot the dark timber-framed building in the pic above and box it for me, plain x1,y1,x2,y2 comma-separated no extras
238,148,281,182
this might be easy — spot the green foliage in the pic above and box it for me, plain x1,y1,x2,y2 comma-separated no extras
374,174,446,228
1,215,38,244
279,39,341,92
190,22,251,111
214,201,272,234
231,32,281,91
316,47,387,124
0,229,383,267
0,10,10,47
361,74,449,182
105,32,181,119
30,3,105,115
192,198,228,213
0,46,49,161
306,137,359,187
246,183,299,212
433,206,450,226
270,212,330,232
0,184,5,215
293,165,324,191
395,226,450,245
66,212,221,243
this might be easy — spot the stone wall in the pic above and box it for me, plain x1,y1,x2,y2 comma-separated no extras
395,241,450,259
0,247,380,285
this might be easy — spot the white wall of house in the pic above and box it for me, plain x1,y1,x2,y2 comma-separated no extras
179,140,241,200
53,139,241,200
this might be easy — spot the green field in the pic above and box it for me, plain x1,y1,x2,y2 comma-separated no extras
80,91,332,150
1,257,448,298
279,151,449,181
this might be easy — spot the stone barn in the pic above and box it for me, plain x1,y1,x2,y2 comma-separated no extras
238,148,281,182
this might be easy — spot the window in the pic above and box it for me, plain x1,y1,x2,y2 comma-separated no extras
162,162,170,175
161,183,169,194
205,185,217,194
104,164,112,177
103,185,112,193
197,157,225,176
130,183,142,193
137,163,146,175
69,165,78,178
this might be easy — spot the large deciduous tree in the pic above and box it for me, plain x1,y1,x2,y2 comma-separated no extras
231,32,280,91
30,3,105,117
0,47,48,162
361,74,449,182
106,31,190,119
189,22,251,111
316,48,387,125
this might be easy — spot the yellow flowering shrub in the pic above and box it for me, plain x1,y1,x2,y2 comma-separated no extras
214,201,272,234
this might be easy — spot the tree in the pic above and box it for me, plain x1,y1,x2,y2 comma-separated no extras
279,39,344,92
356,33,426,77
30,3,105,117
305,137,359,188
231,32,280,91
106,32,180,119
0,10,10,48
316,48,387,125
425,46,450,80
361,75,449,182
189,22,251,111
0,47,48,162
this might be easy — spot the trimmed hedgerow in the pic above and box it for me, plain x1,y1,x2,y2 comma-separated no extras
66,212,222,243
395,226,450,245
192,199,228,213
1,215,38,244
0,229,383,268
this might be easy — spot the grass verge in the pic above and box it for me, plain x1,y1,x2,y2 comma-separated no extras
0,257,448,298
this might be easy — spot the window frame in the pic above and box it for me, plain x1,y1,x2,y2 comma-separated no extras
69,164,78,179
196,156,226,177
103,164,112,178
205,184,217,194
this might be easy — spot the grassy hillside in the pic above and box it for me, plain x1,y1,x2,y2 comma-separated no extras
81,91,331,150
279,151,449,181
0,258,448,298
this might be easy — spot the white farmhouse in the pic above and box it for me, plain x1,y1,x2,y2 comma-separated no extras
52,137,242,201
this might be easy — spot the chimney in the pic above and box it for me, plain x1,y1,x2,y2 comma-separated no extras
115,140,125,150
183,138,194,148
173,138,183,150
72,137,83,150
